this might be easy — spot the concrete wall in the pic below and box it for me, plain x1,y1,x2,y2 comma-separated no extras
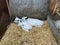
9,0,50,20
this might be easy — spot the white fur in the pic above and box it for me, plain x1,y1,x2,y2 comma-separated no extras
55,20,60,29
14,17,21,24
18,21,32,32
14,17,44,32
22,17,44,27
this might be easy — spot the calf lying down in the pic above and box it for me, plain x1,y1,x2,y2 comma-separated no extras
14,17,44,32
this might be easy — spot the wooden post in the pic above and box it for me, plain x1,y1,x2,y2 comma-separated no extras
6,0,12,21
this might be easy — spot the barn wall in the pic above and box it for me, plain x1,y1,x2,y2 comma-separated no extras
0,0,10,39
9,0,50,20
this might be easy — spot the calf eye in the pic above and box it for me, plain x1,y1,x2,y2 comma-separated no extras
17,20,19,21
20,20,21,22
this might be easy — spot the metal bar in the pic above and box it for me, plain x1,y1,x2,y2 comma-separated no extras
47,15,60,45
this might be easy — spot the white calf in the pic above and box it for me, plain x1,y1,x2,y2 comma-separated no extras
22,17,44,27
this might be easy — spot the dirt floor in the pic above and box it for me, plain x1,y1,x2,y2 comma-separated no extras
0,21,57,45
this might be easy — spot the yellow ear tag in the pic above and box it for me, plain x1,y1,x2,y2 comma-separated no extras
25,17,27,18
25,17,28,20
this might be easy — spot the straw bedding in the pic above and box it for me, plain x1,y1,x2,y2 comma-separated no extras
0,21,57,45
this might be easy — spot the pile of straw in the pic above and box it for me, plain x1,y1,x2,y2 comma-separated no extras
0,21,57,45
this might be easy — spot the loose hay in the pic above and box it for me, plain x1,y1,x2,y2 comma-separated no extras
0,21,57,45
